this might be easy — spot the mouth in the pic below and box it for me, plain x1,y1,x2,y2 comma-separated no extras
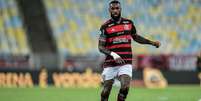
113,13,119,16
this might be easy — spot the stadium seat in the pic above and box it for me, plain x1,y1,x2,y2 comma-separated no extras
0,0,30,55
43,0,201,56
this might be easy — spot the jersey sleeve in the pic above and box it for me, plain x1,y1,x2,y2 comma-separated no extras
99,27,107,42
131,21,137,35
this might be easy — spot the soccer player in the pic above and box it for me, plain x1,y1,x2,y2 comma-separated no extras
98,1,161,101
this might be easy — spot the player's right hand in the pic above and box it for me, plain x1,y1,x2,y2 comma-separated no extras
110,52,125,64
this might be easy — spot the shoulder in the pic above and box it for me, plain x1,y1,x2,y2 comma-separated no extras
122,18,136,30
122,17,133,24
103,19,112,25
100,19,112,30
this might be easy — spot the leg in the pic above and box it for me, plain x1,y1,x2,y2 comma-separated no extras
117,74,131,101
101,79,114,101
101,66,119,101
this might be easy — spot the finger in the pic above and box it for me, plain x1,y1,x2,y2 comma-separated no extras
119,59,124,64
116,58,125,64
122,59,126,64
119,59,125,64
119,58,125,64
119,59,123,64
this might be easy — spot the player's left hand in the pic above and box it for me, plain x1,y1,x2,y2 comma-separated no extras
152,41,161,48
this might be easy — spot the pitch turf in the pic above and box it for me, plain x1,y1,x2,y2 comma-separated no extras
0,85,200,101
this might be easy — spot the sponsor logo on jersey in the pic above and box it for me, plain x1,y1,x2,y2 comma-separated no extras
113,38,129,44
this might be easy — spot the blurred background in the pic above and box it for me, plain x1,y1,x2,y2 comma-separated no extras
0,0,201,87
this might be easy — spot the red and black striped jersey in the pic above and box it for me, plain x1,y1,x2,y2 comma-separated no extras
99,17,137,67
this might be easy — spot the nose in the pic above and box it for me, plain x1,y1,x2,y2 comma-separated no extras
114,9,118,12
113,9,119,13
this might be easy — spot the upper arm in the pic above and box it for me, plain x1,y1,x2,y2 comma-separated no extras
98,28,107,48
130,21,137,39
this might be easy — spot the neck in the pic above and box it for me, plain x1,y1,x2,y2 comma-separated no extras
112,17,121,23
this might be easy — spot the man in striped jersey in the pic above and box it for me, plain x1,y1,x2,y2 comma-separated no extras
99,1,161,101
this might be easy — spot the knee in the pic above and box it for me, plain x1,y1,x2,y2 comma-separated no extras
119,74,131,90
101,87,111,98
120,82,130,97
121,81,130,90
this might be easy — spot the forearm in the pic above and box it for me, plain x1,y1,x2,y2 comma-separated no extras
133,34,154,44
99,46,111,56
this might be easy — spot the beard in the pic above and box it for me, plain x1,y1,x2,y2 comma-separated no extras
111,13,121,22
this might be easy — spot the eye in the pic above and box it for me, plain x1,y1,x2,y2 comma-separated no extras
111,7,120,10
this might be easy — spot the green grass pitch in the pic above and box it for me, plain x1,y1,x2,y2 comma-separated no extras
0,85,200,101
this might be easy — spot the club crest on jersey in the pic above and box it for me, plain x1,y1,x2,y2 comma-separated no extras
124,24,130,30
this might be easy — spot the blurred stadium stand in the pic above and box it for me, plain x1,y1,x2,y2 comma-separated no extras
16,0,59,69
0,0,30,68
0,0,200,85
43,0,201,55
0,0,30,55
0,0,201,71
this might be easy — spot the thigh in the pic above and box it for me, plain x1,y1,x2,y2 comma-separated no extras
102,67,118,81
102,79,114,87
118,64,133,78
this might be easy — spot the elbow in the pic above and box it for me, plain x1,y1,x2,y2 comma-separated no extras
99,46,107,54
134,39,144,44
98,47,104,53
98,46,103,53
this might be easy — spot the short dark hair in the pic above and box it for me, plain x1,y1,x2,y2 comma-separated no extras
109,0,121,6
